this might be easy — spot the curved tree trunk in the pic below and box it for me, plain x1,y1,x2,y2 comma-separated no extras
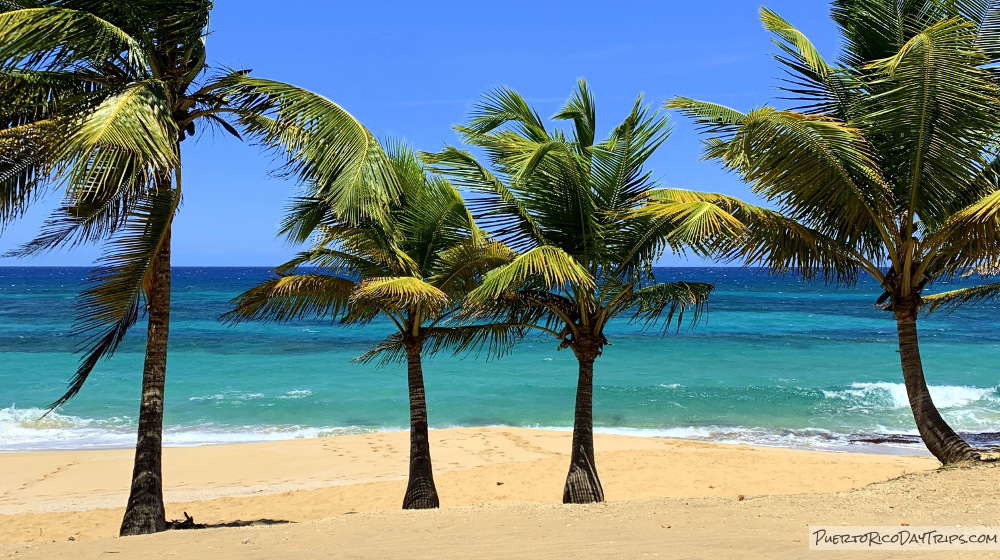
402,338,439,509
563,345,604,504
119,225,171,536
894,305,978,464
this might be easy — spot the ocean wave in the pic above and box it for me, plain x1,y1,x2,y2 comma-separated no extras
0,406,392,451
3,409,995,455
188,389,313,403
548,424,939,455
5,394,999,453
188,393,225,402
0,406,136,450
822,382,998,409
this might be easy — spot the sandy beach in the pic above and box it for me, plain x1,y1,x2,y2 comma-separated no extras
4,427,990,558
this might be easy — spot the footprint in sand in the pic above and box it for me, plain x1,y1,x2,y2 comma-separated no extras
16,461,81,493
503,433,556,456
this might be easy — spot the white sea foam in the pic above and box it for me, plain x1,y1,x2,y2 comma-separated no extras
188,393,225,402
5,380,999,453
0,406,135,450
557,424,931,455
823,382,998,409
277,389,314,399
0,406,395,451
188,389,310,403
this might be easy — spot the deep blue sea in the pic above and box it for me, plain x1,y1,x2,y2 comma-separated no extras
1,267,999,454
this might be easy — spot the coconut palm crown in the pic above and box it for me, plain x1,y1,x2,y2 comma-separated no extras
224,143,520,510
0,0,398,535
424,80,752,504
665,1,1000,464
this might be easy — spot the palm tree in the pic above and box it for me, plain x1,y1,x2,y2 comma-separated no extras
424,80,745,503
223,144,519,509
665,1,1000,464
0,1,398,535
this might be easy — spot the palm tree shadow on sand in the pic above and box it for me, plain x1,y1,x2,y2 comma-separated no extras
166,513,292,531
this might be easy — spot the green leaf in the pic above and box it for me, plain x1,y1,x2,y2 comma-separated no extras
213,73,400,227
429,239,517,297
222,273,356,325
467,245,594,305
552,78,596,150
864,16,1000,226
923,189,1000,278
54,80,177,204
53,186,176,410
924,281,1000,312
350,276,449,315
0,7,149,76
626,281,714,332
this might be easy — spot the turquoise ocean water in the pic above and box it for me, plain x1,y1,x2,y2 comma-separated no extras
1,267,999,454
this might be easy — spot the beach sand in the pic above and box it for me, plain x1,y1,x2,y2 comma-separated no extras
4,427,995,558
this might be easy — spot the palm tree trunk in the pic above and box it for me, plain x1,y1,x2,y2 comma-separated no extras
402,338,439,509
563,345,604,504
119,225,171,536
894,305,978,464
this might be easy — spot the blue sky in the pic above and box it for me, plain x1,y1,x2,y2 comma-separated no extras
0,1,840,266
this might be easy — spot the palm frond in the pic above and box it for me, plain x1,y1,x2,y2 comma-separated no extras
350,276,449,315
830,0,908,68
274,245,387,278
0,122,53,225
222,273,356,325
923,188,1000,277
670,99,890,248
637,188,746,247
464,85,548,142
488,136,597,258
0,1,42,10
9,187,141,256
211,73,399,227
277,195,334,244
423,146,547,251
0,69,96,127
294,219,415,278
762,7,831,79
665,97,746,133
354,323,528,367
351,333,406,367
924,281,1000,312
979,1,1000,61
421,323,526,360
609,188,749,279
552,78,596,150
761,7,857,117
591,95,670,213
467,245,594,305
55,80,177,201
392,162,480,275
625,281,714,332
53,187,176,410
0,6,148,76
642,189,863,282
429,239,517,296
865,16,1000,225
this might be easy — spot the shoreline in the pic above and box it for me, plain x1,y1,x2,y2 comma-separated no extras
2,411,946,456
0,422,943,462
0,427,940,545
